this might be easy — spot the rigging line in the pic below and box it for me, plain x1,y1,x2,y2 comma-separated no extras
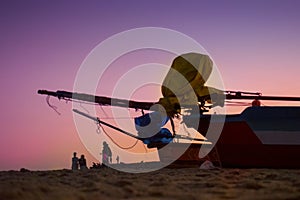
63,98,99,106
80,101,90,114
99,105,109,118
170,117,176,136
142,141,148,153
182,122,191,137
98,117,136,119
226,102,250,105
46,96,61,115
98,123,139,150
225,101,251,106
71,99,136,118
225,103,251,106
225,100,252,104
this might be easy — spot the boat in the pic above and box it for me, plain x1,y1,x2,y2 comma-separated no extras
37,53,300,168
37,89,300,168
157,106,300,168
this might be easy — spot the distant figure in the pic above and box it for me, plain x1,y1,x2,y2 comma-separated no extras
116,155,120,164
102,141,112,166
71,152,79,170
78,154,88,170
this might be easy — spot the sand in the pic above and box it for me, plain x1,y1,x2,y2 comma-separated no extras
0,167,300,200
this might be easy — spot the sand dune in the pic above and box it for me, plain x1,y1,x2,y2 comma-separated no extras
0,167,300,200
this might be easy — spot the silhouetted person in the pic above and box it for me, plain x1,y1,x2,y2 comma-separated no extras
78,154,88,170
102,141,112,166
71,152,79,170
116,155,120,164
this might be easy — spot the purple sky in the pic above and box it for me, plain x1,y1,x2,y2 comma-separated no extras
1,0,300,170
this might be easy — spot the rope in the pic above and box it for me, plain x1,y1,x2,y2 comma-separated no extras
98,123,140,150
62,98,99,106
225,101,251,106
71,102,145,150
96,117,136,119
79,102,90,114
99,105,109,118
46,96,61,115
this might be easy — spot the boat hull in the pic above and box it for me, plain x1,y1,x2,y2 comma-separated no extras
157,106,300,168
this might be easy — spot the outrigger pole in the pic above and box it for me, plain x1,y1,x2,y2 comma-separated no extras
225,91,300,101
72,108,206,142
38,90,155,110
38,90,300,111
73,108,142,140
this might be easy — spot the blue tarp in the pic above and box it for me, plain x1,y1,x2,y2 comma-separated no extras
134,112,172,144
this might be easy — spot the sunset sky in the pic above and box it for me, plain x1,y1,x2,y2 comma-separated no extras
1,0,300,170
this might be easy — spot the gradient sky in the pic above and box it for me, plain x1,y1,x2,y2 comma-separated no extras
1,0,300,170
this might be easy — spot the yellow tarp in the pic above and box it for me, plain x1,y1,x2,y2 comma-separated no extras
159,53,223,117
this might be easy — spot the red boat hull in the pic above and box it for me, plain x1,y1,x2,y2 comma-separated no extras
214,121,300,168
157,107,300,168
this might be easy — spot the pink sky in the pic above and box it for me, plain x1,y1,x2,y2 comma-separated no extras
1,0,300,170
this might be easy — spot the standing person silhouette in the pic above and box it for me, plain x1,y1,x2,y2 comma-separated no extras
102,141,112,166
71,152,79,170
116,155,120,164
78,154,88,170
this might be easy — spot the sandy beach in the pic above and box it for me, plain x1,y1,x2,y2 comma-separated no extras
0,167,299,200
